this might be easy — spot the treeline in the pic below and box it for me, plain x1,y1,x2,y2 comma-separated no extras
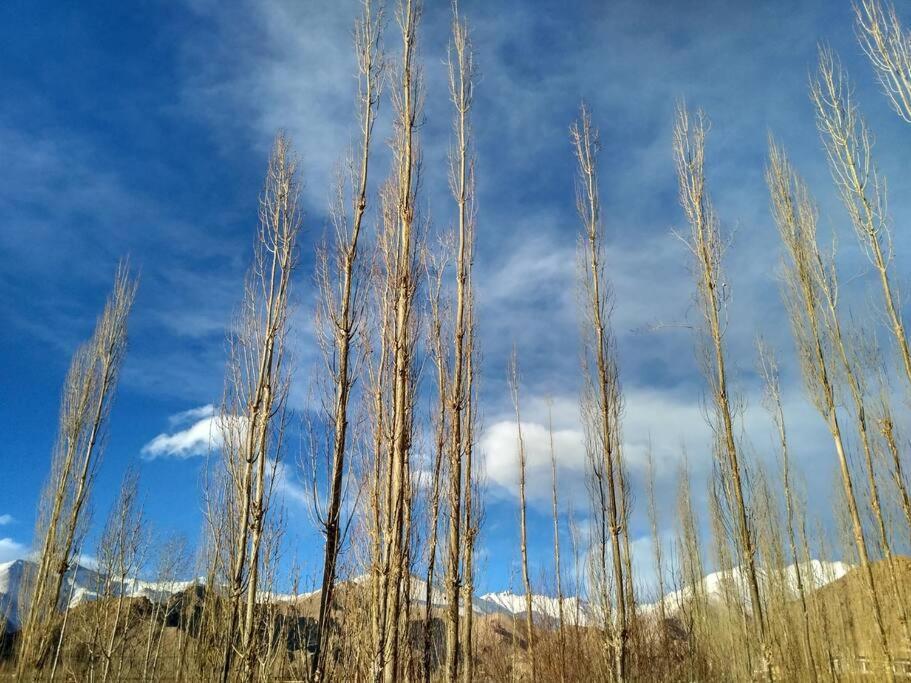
6,0,911,681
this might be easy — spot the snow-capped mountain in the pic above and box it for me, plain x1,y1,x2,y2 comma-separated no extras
0,559,196,630
644,560,851,615
475,591,592,626
0,559,106,629
0,558,852,632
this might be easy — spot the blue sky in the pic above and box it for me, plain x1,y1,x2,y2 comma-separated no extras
2,0,911,596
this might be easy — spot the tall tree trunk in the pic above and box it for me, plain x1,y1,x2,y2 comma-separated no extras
548,404,567,683
219,134,300,683
766,140,894,680
375,4,422,681
674,106,772,680
509,352,536,682
572,105,629,681
461,313,478,683
312,3,383,679
443,8,476,682
757,341,818,681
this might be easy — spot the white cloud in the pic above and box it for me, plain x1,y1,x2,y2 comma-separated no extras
141,406,226,460
168,403,216,428
479,387,712,510
0,538,28,563
0,515,13,526
480,419,588,506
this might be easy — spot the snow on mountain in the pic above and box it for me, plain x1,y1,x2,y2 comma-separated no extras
476,591,591,626
0,558,107,629
475,560,851,625
1,558,852,632
0,559,198,630
643,560,851,615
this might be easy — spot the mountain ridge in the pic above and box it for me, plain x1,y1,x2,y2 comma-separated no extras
0,557,852,631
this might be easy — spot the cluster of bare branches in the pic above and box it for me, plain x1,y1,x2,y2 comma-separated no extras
16,263,137,679
209,131,301,683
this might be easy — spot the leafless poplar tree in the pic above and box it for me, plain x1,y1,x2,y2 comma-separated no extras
460,288,480,683
874,376,911,536
673,105,772,680
94,468,146,683
218,133,301,683
442,6,477,682
547,402,567,683
422,242,449,683
509,350,536,681
855,0,911,124
371,3,423,680
310,3,384,680
756,340,818,681
571,103,630,681
812,49,911,394
17,262,137,678
141,534,189,683
644,440,666,631
675,456,706,678
766,140,894,679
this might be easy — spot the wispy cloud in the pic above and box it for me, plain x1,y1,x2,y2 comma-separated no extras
168,404,217,428
141,405,224,460
0,515,13,526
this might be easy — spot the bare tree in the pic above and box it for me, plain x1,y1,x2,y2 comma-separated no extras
460,288,480,683
874,375,911,536
509,350,536,681
547,401,567,683
218,133,301,683
17,262,137,678
757,340,818,681
855,0,911,124
766,140,894,679
675,455,706,679
96,469,146,683
812,48,911,394
371,3,423,680
142,534,189,683
571,103,630,681
310,3,384,680
673,105,772,681
644,439,666,630
442,6,477,682
422,242,449,683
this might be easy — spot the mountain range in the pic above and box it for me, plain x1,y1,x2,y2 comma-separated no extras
0,557,851,631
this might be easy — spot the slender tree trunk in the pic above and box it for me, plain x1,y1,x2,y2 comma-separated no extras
423,250,448,683
548,404,567,683
509,352,536,682
757,342,818,681
572,105,629,681
877,397,911,539
766,140,894,680
645,440,667,635
461,318,477,683
311,4,382,679
443,9,475,682
375,5,421,681
674,106,772,680
219,135,300,683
